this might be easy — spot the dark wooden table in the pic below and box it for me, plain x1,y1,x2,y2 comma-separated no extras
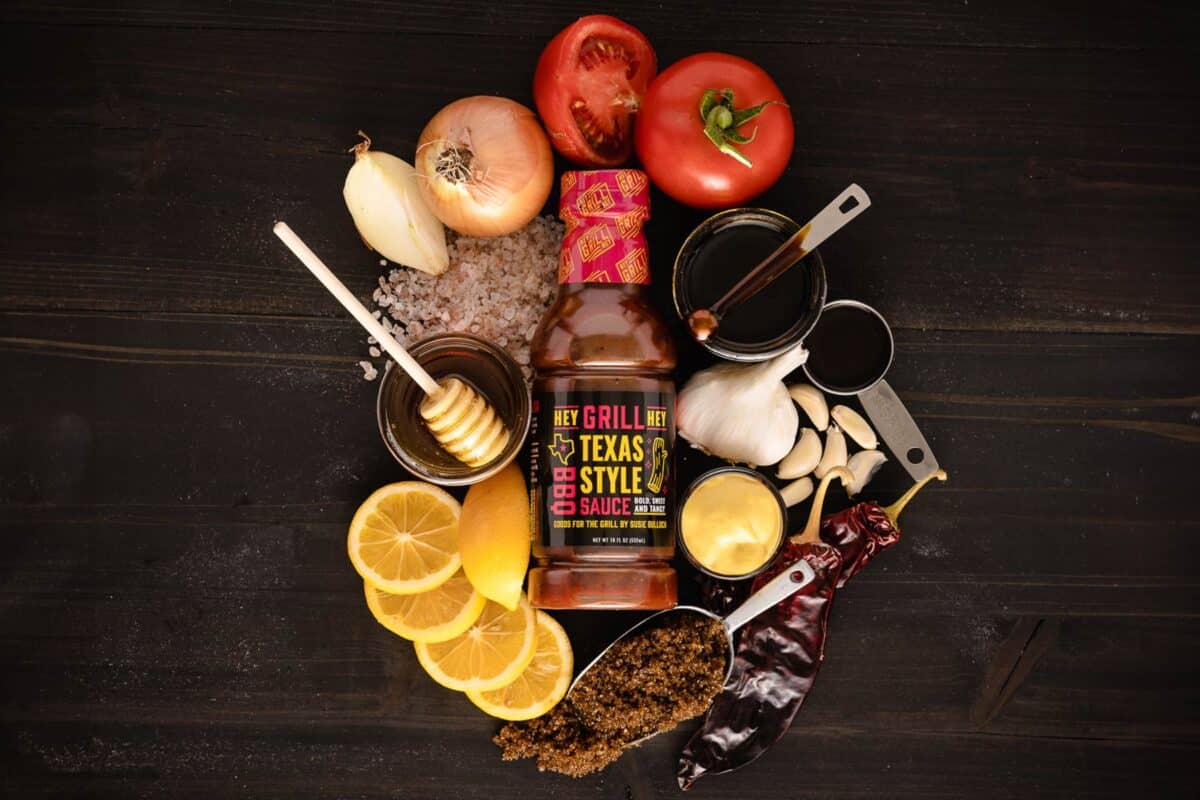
2,2,1198,797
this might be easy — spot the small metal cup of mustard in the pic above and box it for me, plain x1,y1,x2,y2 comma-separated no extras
677,466,787,580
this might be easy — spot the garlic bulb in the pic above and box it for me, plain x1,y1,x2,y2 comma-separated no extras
777,428,821,480
343,132,449,275
678,344,809,466
846,450,887,496
788,384,829,431
814,425,848,479
831,404,877,450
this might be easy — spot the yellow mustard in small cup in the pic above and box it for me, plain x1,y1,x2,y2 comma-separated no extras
678,467,786,580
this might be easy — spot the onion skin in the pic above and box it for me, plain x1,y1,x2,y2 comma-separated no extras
343,133,449,275
415,96,554,237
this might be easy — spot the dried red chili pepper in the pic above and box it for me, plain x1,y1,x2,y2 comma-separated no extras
679,469,948,789
824,469,946,586
679,469,851,789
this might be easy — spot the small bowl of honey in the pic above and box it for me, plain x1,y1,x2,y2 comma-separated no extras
677,466,787,581
376,333,530,486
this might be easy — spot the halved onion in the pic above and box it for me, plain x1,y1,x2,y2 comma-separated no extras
343,132,449,275
415,96,554,238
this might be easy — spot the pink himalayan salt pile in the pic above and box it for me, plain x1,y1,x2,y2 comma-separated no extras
362,216,563,380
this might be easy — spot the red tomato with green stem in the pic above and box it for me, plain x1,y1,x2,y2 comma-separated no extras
533,15,657,167
635,53,793,209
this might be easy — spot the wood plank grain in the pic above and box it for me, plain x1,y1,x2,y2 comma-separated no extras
0,26,1197,332
0,4,1197,796
1,311,1196,619
3,558,1196,742
1,0,1197,49
5,719,1194,799
970,617,1061,726
4,588,1195,740
1,613,1196,797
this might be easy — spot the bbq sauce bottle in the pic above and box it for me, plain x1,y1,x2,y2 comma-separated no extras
527,170,677,610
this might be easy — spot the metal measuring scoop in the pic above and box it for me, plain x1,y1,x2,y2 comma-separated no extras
563,469,852,750
568,469,853,701
687,184,871,343
568,559,817,698
562,561,816,750
802,300,940,482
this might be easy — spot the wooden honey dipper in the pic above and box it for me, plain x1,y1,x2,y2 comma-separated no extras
273,222,509,467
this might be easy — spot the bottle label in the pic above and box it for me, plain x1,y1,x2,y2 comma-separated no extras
531,389,674,548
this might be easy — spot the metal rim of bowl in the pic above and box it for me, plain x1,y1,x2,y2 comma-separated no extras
801,298,897,396
676,465,788,581
374,332,531,487
672,207,828,363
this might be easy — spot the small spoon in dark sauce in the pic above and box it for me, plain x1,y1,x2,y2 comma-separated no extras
688,184,871,342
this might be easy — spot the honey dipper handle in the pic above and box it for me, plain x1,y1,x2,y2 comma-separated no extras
273,222,441,396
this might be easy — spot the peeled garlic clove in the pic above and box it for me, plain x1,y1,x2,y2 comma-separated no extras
780,476,814,508
788,384,829,431
343,132,449,275
777,428,821,480
814,425,848,479
831,404,878,450
846,449,888,496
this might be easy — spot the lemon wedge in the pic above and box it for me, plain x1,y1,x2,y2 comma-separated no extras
459,464,529,610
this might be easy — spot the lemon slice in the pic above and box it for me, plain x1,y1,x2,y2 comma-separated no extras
414,595,537,692
466,610,573,720
363,571,486,643
347,482,461,594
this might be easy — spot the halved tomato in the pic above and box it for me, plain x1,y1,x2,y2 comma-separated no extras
533,15,657,167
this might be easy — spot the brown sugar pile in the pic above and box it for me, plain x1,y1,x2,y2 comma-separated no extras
495,613,728,777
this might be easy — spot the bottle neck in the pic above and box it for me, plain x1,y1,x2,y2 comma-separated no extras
557,170,652,286
532,282,676,374
556,243,651,286
557,281,650,293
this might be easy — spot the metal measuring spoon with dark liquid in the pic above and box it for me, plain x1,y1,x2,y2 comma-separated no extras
803,302,894,392
686,185,871,346
802,300,941,481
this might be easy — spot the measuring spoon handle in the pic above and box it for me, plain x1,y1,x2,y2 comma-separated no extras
801,183,872,254
723,559,817,633
858,378,940,481
709,185,871,318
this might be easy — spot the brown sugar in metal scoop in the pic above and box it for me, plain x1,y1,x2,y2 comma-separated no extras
494,614,727,777
496,539,825,777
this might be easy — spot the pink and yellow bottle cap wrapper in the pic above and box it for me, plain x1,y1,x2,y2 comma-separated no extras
558,169,651,285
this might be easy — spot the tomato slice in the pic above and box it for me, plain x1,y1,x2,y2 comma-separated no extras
533,15,657,167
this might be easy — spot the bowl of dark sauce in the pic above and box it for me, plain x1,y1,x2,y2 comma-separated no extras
673,208,827,362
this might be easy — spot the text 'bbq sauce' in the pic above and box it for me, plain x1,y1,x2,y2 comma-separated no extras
528,170,678,610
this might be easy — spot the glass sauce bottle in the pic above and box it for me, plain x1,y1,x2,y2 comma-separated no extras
527,170,677,610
